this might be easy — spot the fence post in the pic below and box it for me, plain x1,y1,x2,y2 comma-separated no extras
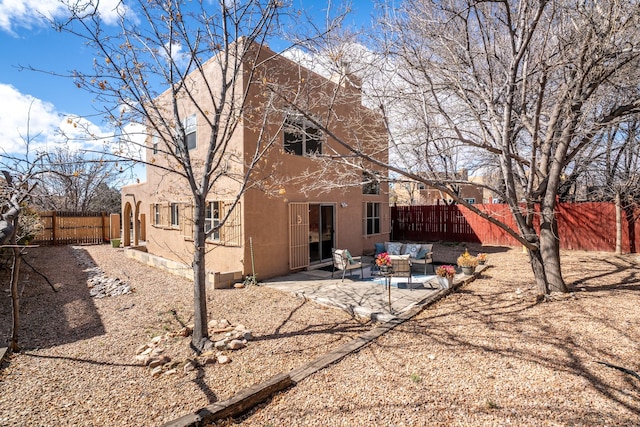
51,211,57,246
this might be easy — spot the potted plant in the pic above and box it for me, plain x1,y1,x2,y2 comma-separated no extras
457,249,478,275
375,252,392,273
476,253,488,265
435,265,456,289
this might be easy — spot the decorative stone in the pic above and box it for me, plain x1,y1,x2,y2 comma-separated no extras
217,355,231,364
227,339,245,350
202,356,216,365
164,369,177,376
134,355,149,365
214,340,227,350
150,336,163,344
151,366,163,377
149,355,171,369
219,319,231,327
135,344,149,355
242,330,253,341
183,361,196,373
150,347,165,357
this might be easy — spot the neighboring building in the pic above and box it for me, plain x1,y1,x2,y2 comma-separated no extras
120,43,389,286
391,169,485,206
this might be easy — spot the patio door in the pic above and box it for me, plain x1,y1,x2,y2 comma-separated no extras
309,204,335,264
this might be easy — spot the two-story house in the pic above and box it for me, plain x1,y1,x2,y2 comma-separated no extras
120,43,389,287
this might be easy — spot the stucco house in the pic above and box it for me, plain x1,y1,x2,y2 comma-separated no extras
120,43,389,287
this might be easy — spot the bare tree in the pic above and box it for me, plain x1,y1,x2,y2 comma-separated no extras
351,0,640,297
32,146,122,213
52,0,344,351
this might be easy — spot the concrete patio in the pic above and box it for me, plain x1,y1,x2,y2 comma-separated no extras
262,264,479,322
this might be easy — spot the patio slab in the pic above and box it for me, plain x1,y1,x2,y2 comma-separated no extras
261,267,443,322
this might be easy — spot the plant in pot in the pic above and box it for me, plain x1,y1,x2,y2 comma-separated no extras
457,249,478,275
435,265,456,289
375,252,392,273
476,253,488,265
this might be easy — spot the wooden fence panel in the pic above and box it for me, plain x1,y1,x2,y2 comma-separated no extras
32,211,110,246
392,202,640,253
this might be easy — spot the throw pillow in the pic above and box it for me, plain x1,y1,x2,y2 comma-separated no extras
402,243,422,258
386,242,403,255
374,242,386,255
416,244,432,260
344,249,356,264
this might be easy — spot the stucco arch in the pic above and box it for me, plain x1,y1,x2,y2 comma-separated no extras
123,202,133,246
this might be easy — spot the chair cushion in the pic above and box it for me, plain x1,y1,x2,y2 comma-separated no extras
402,243,421,258
344,249,356,264
416,244,433,260
374,242,386,256
386,242,403,255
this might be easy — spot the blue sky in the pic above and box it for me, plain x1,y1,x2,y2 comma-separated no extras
0,0,376,160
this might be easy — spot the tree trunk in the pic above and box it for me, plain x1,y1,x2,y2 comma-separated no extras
615,189,622,255
539,202,568,293
191,198,210,352
528,248,549,298
9,216,21,352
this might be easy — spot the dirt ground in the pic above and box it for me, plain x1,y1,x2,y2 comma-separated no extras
1,242,639,426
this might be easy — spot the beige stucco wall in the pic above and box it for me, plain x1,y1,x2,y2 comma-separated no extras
122,43,389,281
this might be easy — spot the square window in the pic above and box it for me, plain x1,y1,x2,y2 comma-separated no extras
363,171,380,195
284,116,322,156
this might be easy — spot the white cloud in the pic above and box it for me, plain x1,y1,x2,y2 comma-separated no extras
0,0,130,34
0,83,63,153
0,83,143,162
0,0,65,33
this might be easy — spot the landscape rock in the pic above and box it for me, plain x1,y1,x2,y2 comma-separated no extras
227,339,245,350
217,355,231,364
149,355,171,369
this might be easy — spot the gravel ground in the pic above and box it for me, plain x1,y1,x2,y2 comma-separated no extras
1,243,640,426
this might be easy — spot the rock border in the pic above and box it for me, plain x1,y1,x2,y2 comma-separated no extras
161,266,488,427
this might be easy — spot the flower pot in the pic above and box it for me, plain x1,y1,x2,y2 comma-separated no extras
478,260,486,265
461,266,475,275
379,265,389,273
437,276,453,289
111,238,121,248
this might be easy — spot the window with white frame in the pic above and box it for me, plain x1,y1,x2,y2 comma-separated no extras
205,201,220,240
185,114,197,150
365,202,381,235
170,203,180,227
283,115,322,156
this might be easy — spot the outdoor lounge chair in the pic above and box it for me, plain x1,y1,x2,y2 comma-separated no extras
332,249,364,282
389,254,413,290
410,243,434,275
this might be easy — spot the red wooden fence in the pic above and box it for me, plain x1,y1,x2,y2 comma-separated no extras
392,202,640,253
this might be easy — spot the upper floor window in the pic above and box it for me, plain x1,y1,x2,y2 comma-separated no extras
284,116,322,156
362,171,380,195
185,114,197,150
152,134,159,154
464,198,476,204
